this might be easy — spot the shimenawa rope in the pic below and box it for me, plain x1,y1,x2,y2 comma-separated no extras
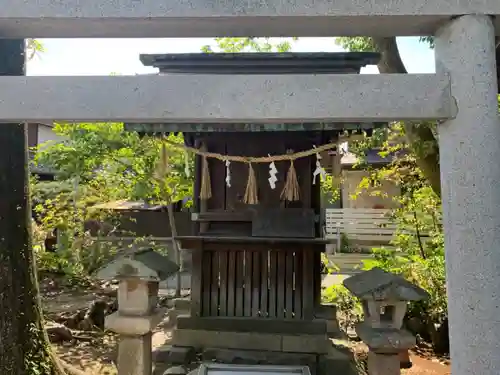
161,139,338,204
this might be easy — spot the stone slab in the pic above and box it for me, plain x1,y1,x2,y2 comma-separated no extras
176,315,327,335
172,329,329,354
314,304,337,320
163,366,188,375
202,349,318,375
281,334,329,354
154,345,196,365
0,0,499,37
325,319,342,339
105,308,167,335
172,298,191,312
0,74,455,123
356,323,415,352
201,348,316,367
172,329,283,352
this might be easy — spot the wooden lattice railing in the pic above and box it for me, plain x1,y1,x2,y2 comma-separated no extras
196,248,317,320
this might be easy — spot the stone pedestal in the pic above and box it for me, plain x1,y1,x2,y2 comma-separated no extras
367,352,399,375
343,269,427,375
117,334,153,375
357,323,415,375
95,247,180,375
106,294,166,375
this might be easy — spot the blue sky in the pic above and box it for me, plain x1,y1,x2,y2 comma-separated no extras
27,37,434,76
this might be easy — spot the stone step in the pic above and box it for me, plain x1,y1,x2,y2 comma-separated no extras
153,344,358,375
201,348,317,372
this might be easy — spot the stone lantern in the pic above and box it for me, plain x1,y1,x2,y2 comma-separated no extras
96,247,180,375
343,267,428,375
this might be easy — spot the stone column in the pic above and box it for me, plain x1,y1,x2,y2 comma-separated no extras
435,15,500,375
106,280,166,375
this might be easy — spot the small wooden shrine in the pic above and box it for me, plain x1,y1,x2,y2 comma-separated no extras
126,52,383,348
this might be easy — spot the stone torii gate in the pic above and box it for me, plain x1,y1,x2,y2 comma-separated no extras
0,2,499,375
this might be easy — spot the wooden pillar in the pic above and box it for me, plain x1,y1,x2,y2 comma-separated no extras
313,249,322,308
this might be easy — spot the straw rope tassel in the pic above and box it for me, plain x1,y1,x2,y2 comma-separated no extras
281,159,300,201
199,155,212,200
243,162,259,204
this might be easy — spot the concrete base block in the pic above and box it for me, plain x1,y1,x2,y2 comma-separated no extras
153,345,196,365
282,334,329,354
173,298,191,311
326,319,342,338
356,323,415,353
367,352,400,375
315,304,337,321
176,315,327,335
172,329,330,354
172,329,282,351
317,345,358,375
314,304,342,339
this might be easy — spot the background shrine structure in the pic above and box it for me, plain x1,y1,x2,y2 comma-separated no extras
0,2,499,375
125,52,382,354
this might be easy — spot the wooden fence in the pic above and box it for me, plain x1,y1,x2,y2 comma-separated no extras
325,208,396,248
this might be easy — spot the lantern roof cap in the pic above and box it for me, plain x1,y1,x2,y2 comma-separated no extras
343,267,429,301
95,247,179,282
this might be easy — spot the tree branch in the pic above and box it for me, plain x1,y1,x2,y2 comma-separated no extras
371,37,442,197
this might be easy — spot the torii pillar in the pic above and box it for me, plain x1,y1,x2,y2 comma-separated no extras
435,15,500,375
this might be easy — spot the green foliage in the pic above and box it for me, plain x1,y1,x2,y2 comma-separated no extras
334,36,499,348
344,123,448,348
202,37,297,53
35,122,193,202
322,284,362,332
363,186,447,326
318,173,341,203
24,323,54,375
32,123,194,276
336,37,375,52
419,36,435,48
336,36,434,53
26,39,45,60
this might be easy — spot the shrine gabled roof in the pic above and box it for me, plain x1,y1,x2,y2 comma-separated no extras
126,52,386,136
139,52,381,74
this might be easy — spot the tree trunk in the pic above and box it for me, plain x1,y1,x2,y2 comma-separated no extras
0,122,56,374
0,39,57,375
372,37,442,197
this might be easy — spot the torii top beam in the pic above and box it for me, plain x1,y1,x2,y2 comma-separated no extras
0,0,498,38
